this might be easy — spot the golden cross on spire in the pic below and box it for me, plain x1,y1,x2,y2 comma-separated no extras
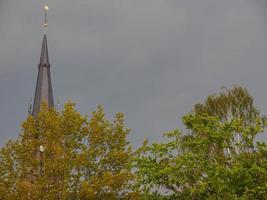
44,5,49,28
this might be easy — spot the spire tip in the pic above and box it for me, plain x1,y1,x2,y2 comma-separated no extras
43,5,49,28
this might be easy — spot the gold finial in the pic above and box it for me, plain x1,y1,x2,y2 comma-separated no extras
44,5,49,28
44,5,49,11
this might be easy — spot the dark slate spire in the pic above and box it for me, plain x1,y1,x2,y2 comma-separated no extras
32,34,54,116
39,34,49,66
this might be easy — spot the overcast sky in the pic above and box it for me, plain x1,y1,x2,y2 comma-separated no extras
0,0,267,147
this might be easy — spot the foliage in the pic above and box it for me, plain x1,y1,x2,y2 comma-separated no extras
193,86,261,124
1,86,267,199
0,102,138,200
134,86,267,199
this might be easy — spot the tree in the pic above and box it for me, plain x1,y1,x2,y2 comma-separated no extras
192,86,267,155
134,86,267,199
193,86,261,124
0,102,138,200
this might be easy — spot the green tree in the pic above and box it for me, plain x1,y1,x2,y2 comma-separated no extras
193,86,261,124
134,86,267,199
0,102,138,200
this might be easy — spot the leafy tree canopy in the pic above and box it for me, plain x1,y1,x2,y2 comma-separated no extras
1,86,266,200
134,86,267,199
0,102,138,200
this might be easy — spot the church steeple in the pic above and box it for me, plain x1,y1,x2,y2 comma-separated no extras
32,5,54,116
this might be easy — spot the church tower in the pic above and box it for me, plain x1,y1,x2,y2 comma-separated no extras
32,5,54,116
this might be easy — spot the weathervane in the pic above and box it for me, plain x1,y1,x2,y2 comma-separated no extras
44,5,49,30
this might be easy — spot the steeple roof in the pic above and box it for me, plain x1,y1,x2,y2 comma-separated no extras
32,34,54,116
39,34,49,66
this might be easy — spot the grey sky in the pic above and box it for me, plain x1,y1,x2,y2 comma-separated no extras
0,0,267,147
